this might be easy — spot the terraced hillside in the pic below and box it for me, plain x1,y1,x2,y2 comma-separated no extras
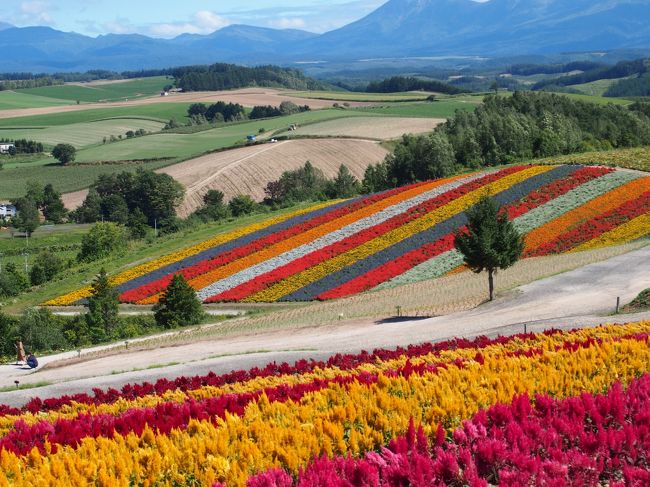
48,164,650,306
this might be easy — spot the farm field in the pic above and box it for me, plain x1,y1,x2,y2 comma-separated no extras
286,89,437,102
571,77,626,96
0,91,71,110
2,320,650,485
283,116,444,139
355,97,480,118
536,145,650,172
62,138,389,214
15,76,170,103
0,118,165,149
48,164,650,307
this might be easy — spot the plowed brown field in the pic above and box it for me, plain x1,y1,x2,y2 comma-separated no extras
62,138,388,216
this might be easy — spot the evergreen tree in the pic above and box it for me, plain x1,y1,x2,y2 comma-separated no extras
41,183,67,224
85,268,120,340
326,164,360,198
153,274,204,329
454,196,524,301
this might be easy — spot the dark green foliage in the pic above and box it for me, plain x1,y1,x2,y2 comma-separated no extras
204,102,246,122
0,312,20,356
73,169,184,229
11,197,39,236
0,262,29,297
0,139,43,154
250,105,282,119
126,208,150,239
41,183,67,223
17,307,68,353
454,196,524,301
263,161,327,205
29,251,64,286
228,195,258,217
85,268,120,339
77,222,127,263
153,274,204,329
194,190,230,222
366,76,466,95
51,143,76,165
325,165,361,199
533,58,649,90
363,91,650,189
605,72,650,97
175,63,324,92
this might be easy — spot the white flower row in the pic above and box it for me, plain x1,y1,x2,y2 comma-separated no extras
374,170,639,290
196,171,490,299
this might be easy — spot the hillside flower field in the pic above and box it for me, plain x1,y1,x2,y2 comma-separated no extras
47,164,650,306
1,320,650,485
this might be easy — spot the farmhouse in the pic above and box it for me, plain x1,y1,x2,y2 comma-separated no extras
0,203,17,219
0,142,15,154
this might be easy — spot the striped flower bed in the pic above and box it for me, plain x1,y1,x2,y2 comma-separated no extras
47,165,650,305
1,320,650,486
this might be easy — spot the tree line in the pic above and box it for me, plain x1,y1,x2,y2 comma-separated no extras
366,76,466,95
532,58,648,91
362,91,650,191
173,63,326,92
0,139,44,154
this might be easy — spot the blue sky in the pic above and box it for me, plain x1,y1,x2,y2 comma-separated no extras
2,0,389,37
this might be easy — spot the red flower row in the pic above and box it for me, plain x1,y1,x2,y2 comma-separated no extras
529,190,650,256
119,182,428,302
243,373,650,487
205,167,526,302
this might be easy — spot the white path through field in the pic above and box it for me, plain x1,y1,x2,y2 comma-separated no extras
1,245,649,407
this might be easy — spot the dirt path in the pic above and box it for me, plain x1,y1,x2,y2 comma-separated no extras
0,88,372,120
1,246,648,405
62,138,389,214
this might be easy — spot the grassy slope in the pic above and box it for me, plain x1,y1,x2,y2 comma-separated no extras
0,119,165,149
287,90,437,102
571,78,626,97
0,103,192,128
535,146,650,172
1,204,320,313
0,91,71,110
15,77,170,103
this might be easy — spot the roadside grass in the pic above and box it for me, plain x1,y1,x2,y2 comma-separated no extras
16,77,170,103
1,202,325,314
533,146,650,172
0,118,165,150
0,381,52,392
0,91,71,110
0,103,192,128
621,288,650,313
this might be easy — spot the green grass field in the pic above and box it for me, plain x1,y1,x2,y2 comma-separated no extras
16,77,171,103
571,78,626,97
551,92,633,106
0,118,165,149
534,146,650,172
287,90,437,102
0,91,71,110
0,103,191,128
354,97,480,118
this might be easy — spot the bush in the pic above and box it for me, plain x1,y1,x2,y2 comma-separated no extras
77,222,127,263
51,143,76,165
153,274,204,329
228,195,257,217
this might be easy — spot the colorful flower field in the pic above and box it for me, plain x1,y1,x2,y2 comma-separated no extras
2,320,650,486
47,164,650,305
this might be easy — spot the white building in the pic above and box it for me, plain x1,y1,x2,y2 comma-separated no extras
0,142,15,154
0,203,17,219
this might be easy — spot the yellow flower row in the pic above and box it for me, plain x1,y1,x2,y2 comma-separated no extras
3,319,641,434
248,165,553,301
45,201,340,306
571,212,650,252
2,321,648,486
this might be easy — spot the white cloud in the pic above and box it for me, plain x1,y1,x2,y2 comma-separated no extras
17,1,54,25
268,17,307,30
148,10,230,37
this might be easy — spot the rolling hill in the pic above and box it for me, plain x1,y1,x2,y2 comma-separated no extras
2,1,650,71
48,164,650,306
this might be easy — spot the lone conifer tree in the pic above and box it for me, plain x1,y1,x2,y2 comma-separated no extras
86,268,119,339
454,195,524,301
153,274,204,329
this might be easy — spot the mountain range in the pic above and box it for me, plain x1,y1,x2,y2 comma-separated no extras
2,0,650,72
